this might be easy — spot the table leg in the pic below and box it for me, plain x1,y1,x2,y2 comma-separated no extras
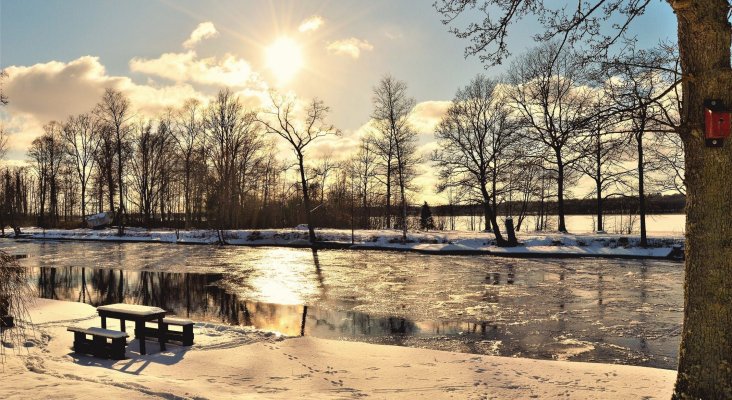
120,319,126,333
158,316,167,352
101,315,106,329
136,320,146,355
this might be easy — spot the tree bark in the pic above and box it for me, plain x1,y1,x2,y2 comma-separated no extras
80,184,86,222
298,153,316,245
480,184,507,245
398,168,408,242
673,1,732,398
385,158,392,229
596,137,604,232
116,129,125,236
596,178,603,232
637,133,647,247
556,151,567,232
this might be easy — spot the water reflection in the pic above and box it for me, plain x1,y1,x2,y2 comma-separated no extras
31,266,418,338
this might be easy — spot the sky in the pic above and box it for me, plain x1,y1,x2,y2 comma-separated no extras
0,0,677,204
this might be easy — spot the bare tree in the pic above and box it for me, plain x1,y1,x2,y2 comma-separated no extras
28,122,66,227
129,120,172,227
574,96,627,232
649,131,685,195
352,136,378,229
173,99,204,228
0,254,33,364
372,75,418,241
96,88,131,235
62,113,100,220
435,1,732,396
433,75,517,245
94,124,117,216
258,91,340,244
205,89,264,229
606,63,671,247
506,42,592,232
504,144,542,232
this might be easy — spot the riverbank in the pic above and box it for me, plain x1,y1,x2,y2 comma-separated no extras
10,227,684,260
1,298,676,399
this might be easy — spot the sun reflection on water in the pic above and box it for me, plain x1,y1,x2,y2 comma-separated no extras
240,247,322,305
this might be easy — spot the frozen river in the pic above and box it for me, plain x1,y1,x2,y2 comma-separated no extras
0,239,683,369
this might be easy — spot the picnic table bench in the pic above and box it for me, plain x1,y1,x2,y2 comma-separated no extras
67,326,128,360
96,303,168,355
143,317,195,346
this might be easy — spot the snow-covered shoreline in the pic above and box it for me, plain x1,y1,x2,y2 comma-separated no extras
0,298,676,399
7,227,685,260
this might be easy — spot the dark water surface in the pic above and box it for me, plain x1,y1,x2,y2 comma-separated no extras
0,239,683,369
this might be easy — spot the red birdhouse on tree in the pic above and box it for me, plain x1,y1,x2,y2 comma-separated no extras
704,99,731,147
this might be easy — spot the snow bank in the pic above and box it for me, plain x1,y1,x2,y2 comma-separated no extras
13,227,685,260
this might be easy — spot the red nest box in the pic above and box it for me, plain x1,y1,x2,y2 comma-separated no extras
704,99,731,147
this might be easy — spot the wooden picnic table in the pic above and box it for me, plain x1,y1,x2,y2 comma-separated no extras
96,303,168,355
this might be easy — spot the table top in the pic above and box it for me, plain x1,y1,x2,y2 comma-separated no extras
97,303,166,317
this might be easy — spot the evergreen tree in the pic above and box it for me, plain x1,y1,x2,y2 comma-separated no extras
419,201,435,231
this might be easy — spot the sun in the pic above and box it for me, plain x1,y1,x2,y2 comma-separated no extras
265,37,303,85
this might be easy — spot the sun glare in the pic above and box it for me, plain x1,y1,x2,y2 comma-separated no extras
265,37,303,85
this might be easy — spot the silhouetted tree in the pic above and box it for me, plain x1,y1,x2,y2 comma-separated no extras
419,202,435,231
62,113,100,220
433,74,517,244
95,88,131,235
372,76,418,241
506,42,591,233
258,91,340,244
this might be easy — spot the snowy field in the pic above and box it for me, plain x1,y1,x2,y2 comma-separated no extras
13,227,685,259
0,298,676,399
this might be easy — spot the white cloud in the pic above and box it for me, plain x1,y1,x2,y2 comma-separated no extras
3,56,118,123
408,100,451,138
326,38,374,59
0,56,207,159
183,22,219,49
130,51,262,88
298,16,324,33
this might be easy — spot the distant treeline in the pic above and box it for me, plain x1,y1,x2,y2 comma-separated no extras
430,194,685,217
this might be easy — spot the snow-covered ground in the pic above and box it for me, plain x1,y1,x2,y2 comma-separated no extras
0,298,676,399
11,226,685,259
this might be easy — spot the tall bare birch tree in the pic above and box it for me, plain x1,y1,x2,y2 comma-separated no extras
96,88,131,235
372,75,418,241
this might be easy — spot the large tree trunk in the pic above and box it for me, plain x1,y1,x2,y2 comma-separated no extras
595,137,604,232
298,153,316,245
480,184,507,246
106,164,115,216
637,133,647,247
80,183,86,222
596,178,603,232
385,158,392,229
184,165,191,229
398,170,408,242
116,130,125,236
673,1,732,398
556,152,567,232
